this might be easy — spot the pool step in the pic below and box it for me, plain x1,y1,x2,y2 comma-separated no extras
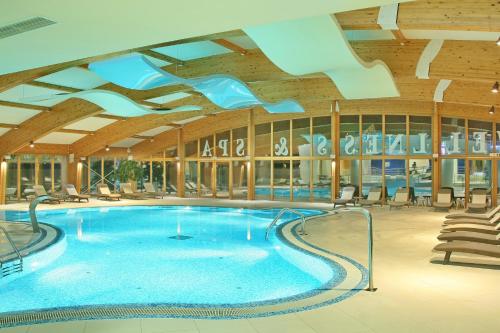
1,259,23,278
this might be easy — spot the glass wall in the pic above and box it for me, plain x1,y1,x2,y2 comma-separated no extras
273,160,290,201
232,161,247,199
200,161,212,197
20,155,35,198
410,116,432,155
362,115,382,156
469,160,491,191
313,160,331,202
185,161,197,196
441,159,465,198
216,162,229,198
340,115,359,156
385,159,406,197
38,155,52,191
409,159,432,198
361,159,382,196
6,158,18,200
441,118,465,155
385,116,406,155
255,160,271,200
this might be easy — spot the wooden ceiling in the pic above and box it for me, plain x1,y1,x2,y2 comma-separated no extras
0,0,498,158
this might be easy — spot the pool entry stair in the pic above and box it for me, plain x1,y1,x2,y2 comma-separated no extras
0,226,23,278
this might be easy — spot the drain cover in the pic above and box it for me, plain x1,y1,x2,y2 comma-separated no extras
168,235,192,240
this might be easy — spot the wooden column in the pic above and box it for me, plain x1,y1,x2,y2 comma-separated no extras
492,123,497,207
0,160,7,205
162,151,166,192
149,157,153,184
247,109,255,200
432,102,440,201
51,157,55,192
16,156,21,200
464,119,470,208
100,157,104,185
34,156,39,185
76,161,82,192
333,106,340,200
177,128,185,198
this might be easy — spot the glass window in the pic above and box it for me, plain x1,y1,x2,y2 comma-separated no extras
410,116,432,155
216,162,230,198
255,160,271,200
340,115,360,156
6,157,18,201
103,158,116,191
200,135,214,158
185,140,197,158
273,160,290,201
441,159,465,198
80,159,89,194
232,127,247,157
165,146,177,158
409,159,432,198
313,116,332,157
152,161,164,191
362,115,382,156
165,161,177,195
232,161,247,199
255,124,271,157
468,120,492,155
385,115,406,155
385,159,406,198
38,155,52,191
339,159,360,192
469,160,491,192
292,160,310,202
200,161,212,196
54,155,66,192
441,118,465,155
89,157,102,193
216,131,230,157
292,118,310,157
273,121,290,157
185,161,198,197
313,160,331,202
361,159,382,196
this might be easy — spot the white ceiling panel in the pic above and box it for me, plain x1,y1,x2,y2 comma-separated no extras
172,115,206,125
0,84,67,107
137,126,173,137
64,116,116,131
152,41,232,61
35,67,108,89
0,105,41,124
145,92,191,104
35,132,86,144
402,29,500,41
0,128,11,136
111,137,144,148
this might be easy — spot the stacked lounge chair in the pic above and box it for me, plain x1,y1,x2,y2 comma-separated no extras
97,184,121,201
388,188,410,210
433,205,500,265
359,186,383,207
333,186,356,208
65,184,90,202
32,185,60,204
445,205,500,220
432,188,453,211
467,188,488,212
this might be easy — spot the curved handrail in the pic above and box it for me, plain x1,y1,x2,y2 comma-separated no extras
265,208,307,240
330,207,375,292
0,226,22,265
29,195,49,233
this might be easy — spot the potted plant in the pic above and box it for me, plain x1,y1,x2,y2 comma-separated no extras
117,160,144,191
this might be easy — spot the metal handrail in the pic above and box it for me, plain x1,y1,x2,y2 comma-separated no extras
29,195,49,233
0,226,23,266
265,208,307,240
330,207,375,292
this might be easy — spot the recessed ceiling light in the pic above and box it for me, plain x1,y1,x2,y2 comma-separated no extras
105,145,110,151
489,106,495,115
492,81,499,93
497,36,500,46
29,141,34,148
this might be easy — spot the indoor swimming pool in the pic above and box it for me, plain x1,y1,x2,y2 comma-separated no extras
0,206,366,321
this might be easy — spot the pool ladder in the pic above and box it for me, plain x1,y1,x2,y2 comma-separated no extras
265,208,307,240
0,226,23,278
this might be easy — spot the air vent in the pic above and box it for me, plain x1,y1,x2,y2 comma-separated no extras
0,17,56,40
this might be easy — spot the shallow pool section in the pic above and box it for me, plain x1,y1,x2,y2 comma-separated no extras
0,206,345,313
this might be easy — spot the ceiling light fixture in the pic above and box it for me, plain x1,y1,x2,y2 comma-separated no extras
29,141,34,148
489,106,495,115
492,81,499,93
497,36,500,46
105,145,110,152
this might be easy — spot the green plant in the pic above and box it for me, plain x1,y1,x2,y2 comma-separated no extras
117,160,144,183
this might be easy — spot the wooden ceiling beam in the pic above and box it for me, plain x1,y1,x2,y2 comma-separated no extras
139,50,185,66
0,100,51,112
213,39,248,55
14,143,71,155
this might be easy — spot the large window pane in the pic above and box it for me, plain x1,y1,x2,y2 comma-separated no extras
20,155,35,198
410,116,432,155
232,161,247,199
385,115,406,155
185,140,197,158
292,118,310,157
200,135,214,158
185,161,198,197
255,160,271,200
216,162,229,198
340,115,359,157
232,127,247,157
313,160,331,202
103,158,116,191
152,161,164,191
468,120,492,155
200,161,212,197
409,159,432,198
362,115,382,156
441,159,465,197
313,116,332,157
166,161,177,195
361,159,382,196
6,158,18,201
273,121,290,157
273,160,290,201
89,157,102,193
441,118,465,155
339,160,360,191
292,160,310,202
216,131,230,157
469,160,491,191
80,160,89,194
54,155,66,192
255,124,271,157
38,155,52,192
385,159,406,197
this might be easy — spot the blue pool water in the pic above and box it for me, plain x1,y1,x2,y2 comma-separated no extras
0,206,343,314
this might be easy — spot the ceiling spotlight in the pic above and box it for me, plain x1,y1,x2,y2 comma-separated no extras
492,81,499,93
29,141,34,148
489,106,495,115
105,145,110,152
497,36,500,46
